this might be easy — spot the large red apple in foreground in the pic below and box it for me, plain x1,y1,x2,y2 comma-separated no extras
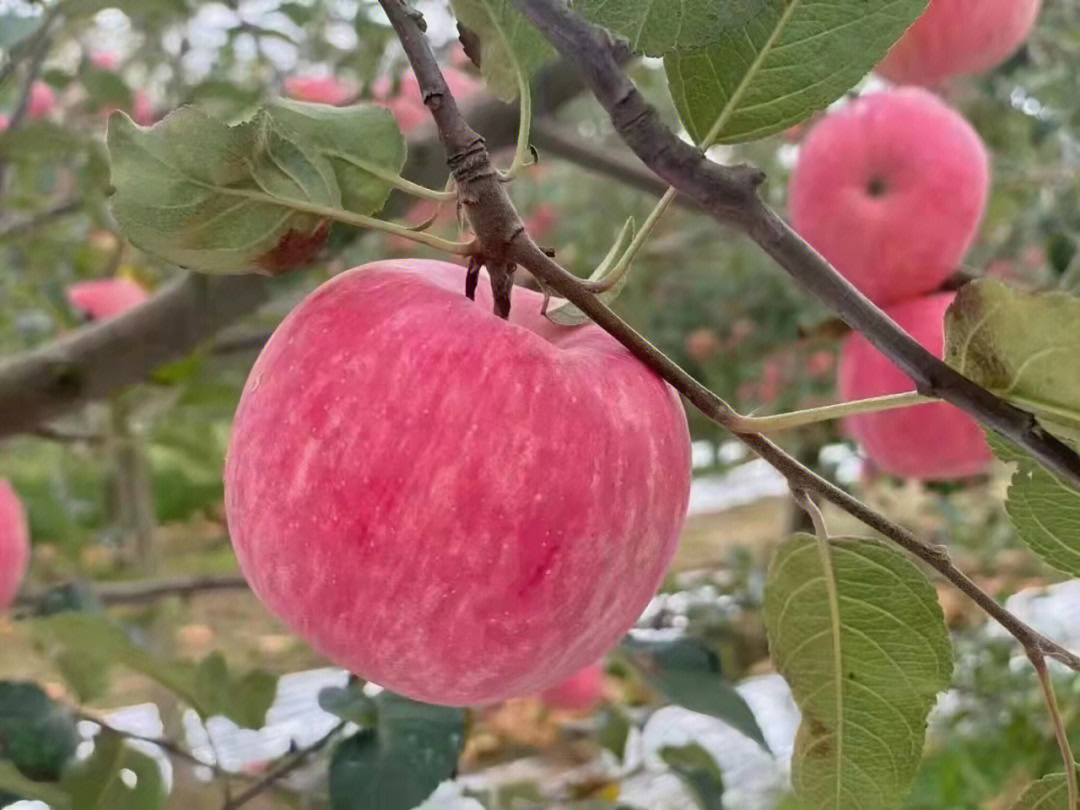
224,260,692,705
877,0,1042,87
788,88,989,307
66,277,149,321
839,293,992,480
0,480,30,610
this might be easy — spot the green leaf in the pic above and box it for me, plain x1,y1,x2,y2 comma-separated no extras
107,106,339,274
449,0,555,100
0,761,72,809
318,681,376,726
764,536,953,810
619,636,769,752
1005,461,1080,578
32,614,276,728
0,682,78,781
266,99,407,216
61,730,166,810
328,692,465,810
945,279,1080,445
659,743,725,810
595,706,632,760
662,0,928,145
1010,769,1080,810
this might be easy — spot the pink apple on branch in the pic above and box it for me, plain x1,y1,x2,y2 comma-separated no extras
788,87,989,307
838,293,992,480
876,0,1042,87
27,81,56,120
66,277,149,321
0,480,30,610
540,663,607,713
224,259,692,706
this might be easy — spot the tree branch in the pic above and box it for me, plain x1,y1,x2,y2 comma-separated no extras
376,0,1080,673
510,0,1080,489
0,58,602,440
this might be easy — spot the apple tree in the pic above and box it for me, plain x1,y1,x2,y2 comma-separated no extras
1,0,1080,808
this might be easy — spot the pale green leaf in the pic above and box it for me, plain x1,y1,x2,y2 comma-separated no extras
660,743,725,810
0,12,43,51
108,107,338,274
61,730,166,810
945,279,1080,445
265,99,406,216
33,614,277,729
0,760,72,809
663,0,928,145
1006,462,1080,578
450,0,555,101
764,536,952,810
1010,769,1080,810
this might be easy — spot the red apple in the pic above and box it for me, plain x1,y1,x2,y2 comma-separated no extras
540,663,607,713
684,328,722,363
282,76,356,107
90,51,120,71
27,81,55,120
0,114,8,131
131,91,157,126
224,259,692,705
66,278,149,321
838,293,992,480
0,480,30,610
523,203,560,243
788,88,989,307
373,67,481,134
877,0,1042,87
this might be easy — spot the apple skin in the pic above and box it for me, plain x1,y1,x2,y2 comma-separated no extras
839,293,993,480
224,259,692,706
788,88,989,307
877,0,1042,87
0,480,30,610
540,663,606,713
66,278,149,321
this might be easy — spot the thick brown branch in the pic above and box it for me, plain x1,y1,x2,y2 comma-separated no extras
511,0,1080,488
377,0,1080,672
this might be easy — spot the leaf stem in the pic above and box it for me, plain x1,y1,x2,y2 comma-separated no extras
338,153,456,201
1029,652,1079,810
500,52,534,180
588,187,677,292
213,186,476,255
732,391,934,434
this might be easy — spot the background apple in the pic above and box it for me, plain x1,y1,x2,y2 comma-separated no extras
373,67,481,133
838,292,993,480
788,87,989,306
26,81,55,120
282,76,356,107
876,0,1042,87
0,480,30,610
224,259,692,706
66,277,149,321
540,663,607,713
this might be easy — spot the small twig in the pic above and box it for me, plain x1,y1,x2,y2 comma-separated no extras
221,720,347,810
792,489,829,539
14,575,249,614
1029,652,1079,810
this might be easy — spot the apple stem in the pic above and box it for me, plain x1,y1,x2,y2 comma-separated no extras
731,391,933,434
